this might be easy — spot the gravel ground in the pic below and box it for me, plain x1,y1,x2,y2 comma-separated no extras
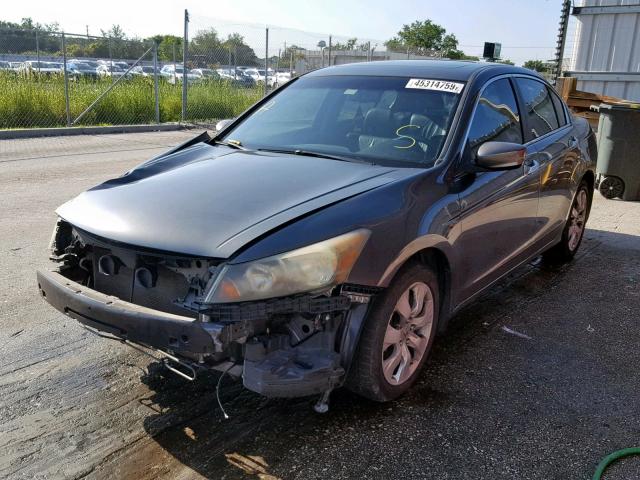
1,132,639,480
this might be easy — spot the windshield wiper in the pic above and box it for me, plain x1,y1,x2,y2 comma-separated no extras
256,148,371,164
212,139,246,150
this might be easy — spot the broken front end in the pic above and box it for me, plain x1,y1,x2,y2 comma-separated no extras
37,219,376,403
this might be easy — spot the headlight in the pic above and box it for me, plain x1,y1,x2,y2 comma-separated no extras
205,229,370,303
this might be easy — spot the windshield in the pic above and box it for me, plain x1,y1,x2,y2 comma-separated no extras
222,75,462,167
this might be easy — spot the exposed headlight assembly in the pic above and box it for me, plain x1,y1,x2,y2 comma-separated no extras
205,229,370,303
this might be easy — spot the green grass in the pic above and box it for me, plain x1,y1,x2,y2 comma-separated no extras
0,72,262,129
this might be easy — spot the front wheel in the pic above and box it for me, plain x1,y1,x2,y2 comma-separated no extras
346,263,439,402
543,180,591,264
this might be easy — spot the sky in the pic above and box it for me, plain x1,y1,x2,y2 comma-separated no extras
1,0,563,65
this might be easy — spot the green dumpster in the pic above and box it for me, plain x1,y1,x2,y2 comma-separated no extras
594,103,640,201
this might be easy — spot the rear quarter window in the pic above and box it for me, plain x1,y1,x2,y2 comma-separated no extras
550,89,568,127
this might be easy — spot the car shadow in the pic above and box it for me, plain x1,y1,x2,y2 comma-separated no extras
130,228,639,479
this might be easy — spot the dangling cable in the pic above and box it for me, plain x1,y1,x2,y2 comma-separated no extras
216,362,235,420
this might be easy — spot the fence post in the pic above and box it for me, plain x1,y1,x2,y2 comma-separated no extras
234,46,237,79
61,33,71,127
35,29,41,74
328,35,332,66
153,41,160,123
182,9,189,122
264,27,269,97
109,37,114,84
173,44,177,84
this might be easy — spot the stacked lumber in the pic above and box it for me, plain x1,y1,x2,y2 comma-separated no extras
555,77,634,129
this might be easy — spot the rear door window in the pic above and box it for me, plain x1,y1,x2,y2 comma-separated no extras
515,78,560,140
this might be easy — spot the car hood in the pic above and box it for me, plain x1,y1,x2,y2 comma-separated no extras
57,143,402,258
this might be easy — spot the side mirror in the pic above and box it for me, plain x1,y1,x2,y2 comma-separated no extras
475,141,526,170
215,118,235,132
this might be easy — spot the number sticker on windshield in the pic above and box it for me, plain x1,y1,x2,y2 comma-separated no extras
405,78,464,94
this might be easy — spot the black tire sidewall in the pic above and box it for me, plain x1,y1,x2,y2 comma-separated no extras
557,181,591,259
352,262,440,401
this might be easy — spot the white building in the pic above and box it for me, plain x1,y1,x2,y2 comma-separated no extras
566,0,640,101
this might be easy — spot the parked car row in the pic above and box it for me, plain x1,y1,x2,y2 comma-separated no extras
0,59,295,87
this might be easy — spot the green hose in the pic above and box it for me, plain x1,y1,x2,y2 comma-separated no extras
592,447,640,480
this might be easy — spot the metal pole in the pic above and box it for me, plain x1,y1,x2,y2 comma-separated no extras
62,33,71,127
290,51,293,75
328,35,332,66
182,9,188,122
321,48,325,68
264,27,269,97
35,30,41,74
153,41,160,123
109,37,114,84
554,0,572,81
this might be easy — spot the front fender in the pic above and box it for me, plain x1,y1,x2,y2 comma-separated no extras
376,233,456,287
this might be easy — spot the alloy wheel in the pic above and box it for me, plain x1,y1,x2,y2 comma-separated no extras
568,189,588,252
382,281,434,385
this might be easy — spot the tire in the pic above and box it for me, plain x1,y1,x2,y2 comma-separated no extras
598,176,624,199
346,262,439,402
542,180,591,264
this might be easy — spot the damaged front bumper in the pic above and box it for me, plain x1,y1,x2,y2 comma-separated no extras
37,269,371,400
36,269,220,355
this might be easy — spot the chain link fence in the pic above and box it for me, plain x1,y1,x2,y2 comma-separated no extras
0,28,166,129
1,13,440,131
184,14,437,126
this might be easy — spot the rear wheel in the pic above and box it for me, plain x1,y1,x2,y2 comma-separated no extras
543,181,590,264
346,263,439,402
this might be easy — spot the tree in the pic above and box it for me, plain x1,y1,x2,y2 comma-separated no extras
333,37,358,50
222,33,258,67
384,19,465,59
498,58,515,65
385,19,446,56
190,28,222,52
0,17,60,54
150,35,182,62
523,59,546,72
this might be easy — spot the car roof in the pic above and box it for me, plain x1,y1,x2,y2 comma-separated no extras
305,59,536,82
